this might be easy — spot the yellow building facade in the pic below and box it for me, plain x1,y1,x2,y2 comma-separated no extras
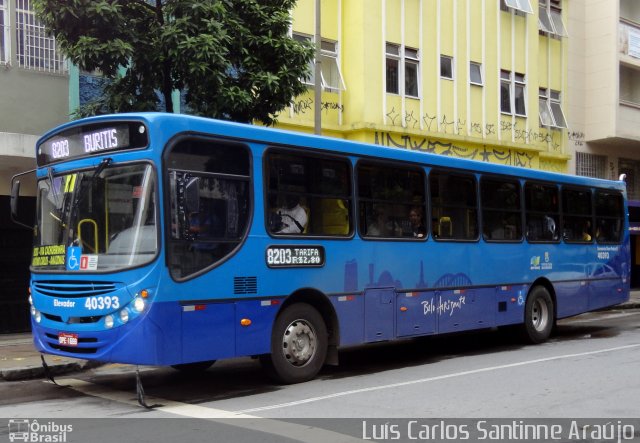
277,0,570,173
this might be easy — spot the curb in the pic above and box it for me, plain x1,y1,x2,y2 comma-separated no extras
0,359,104,382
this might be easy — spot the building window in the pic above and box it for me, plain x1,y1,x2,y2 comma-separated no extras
501,70,526,116
539,88,567,128
386,43,420,98
470,62,483,86
576,152,607,179
293,33,345,92
538,0,567,37
502,0,533,14
15,0,66,73
440,55,453,80
0,0,7,64
619,158,640,200
405,47,419,97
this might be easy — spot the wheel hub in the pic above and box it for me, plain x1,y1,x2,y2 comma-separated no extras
282,319,317,367
532,298,549,332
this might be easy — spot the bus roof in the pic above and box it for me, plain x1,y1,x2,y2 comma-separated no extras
39,112,626,192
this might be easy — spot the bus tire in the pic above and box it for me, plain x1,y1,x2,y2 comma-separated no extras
261,303,328,384
522,286,554,344
171,360,215,373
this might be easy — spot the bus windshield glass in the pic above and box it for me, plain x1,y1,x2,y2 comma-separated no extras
32,163,157,272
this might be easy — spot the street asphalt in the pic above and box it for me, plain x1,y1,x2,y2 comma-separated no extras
1,291,639,382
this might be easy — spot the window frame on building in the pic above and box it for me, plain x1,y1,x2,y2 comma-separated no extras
576,152,607,179
440,55,454,80
502,0,534,15
470,61,483,86
0,0,8,64
15,0,66,73
500,70,527,117
386,42,420,99
292,32,346,93
538,0,567,37
538,88,567,129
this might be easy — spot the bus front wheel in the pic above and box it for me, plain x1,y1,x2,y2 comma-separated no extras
261,303,328,384
523,286,555,344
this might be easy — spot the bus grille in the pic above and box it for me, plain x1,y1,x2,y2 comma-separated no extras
33,280,118,298
234,276,257,294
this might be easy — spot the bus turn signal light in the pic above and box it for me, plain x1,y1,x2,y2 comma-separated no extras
240,318,252,327
140,289,149,298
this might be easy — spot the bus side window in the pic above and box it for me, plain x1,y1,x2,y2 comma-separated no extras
562,187,593,243
357,162,426,240
429,170,478,241
595,190,623,243
266,151,352,236
525,182,559,243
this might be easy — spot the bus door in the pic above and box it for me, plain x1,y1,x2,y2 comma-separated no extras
364,287,395,342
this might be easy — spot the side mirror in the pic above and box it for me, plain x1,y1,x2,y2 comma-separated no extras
10,179,20,221
10,170,35,230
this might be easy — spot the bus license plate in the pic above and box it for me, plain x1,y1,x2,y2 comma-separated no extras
58,332,78,347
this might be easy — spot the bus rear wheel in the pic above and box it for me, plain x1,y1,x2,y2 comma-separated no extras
522,286,555,344
261,303,328,384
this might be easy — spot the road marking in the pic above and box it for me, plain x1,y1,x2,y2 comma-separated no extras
59,378,364,442
235,343,640,414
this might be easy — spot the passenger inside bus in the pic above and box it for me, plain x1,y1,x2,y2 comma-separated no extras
271,194,309,234
408,206,426,238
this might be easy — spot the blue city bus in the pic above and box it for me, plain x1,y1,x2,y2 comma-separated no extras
11,112,629,384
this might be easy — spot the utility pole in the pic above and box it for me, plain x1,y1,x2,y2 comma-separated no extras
314,0,322,135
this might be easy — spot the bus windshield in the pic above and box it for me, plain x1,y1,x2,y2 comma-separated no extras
33,163,157,272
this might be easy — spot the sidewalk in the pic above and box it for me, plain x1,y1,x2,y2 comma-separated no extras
1,291,639,382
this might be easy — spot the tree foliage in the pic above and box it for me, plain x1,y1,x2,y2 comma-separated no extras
33,0,315,125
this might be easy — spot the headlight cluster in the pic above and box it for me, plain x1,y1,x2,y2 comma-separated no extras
28,290,42,324
104,294,146,329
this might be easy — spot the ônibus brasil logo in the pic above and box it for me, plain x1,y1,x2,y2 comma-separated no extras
8,419,72,443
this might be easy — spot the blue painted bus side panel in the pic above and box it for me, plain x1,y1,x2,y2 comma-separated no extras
330,295,365,346
555,281,589,318
364,288,395,342
235,300,280,356
495,285,528,326
438,289,493,334
589,281,626,310
181,302,236,363
396,291,437,337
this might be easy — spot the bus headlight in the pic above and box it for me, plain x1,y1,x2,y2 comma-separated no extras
34,310,42,323
30,306,36,317
133,297,145,313
28,295,33,306
104,315,114,329
119,309,129,323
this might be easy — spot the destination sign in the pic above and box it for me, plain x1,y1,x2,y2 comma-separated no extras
37,121,149,166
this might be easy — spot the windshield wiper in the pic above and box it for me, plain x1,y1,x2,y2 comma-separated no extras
47,167,59,207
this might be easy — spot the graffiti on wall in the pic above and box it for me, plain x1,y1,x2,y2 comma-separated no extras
384,107,563,152
373,132,536,168
291,98,344,115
